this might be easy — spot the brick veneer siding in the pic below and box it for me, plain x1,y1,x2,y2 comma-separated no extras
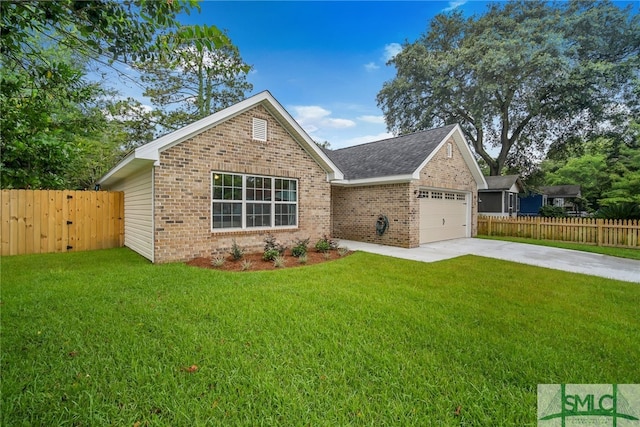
153,105,332,263
332,183,412,247
331,137,479,248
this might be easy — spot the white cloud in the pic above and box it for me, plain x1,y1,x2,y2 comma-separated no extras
325,118,357,128
290,105,356,135
443,1,467,12
383,43,402,62
358,115,385,124
364,62,380,72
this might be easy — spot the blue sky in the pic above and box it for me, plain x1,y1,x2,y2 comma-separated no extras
112,1,490,149
185,1,490,149
117,1,638,150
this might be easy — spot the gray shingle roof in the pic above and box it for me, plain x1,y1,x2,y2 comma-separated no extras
541,185,581,197
324,124,457,180
483,175,520,190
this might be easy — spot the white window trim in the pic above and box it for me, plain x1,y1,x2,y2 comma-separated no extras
211,172,298,232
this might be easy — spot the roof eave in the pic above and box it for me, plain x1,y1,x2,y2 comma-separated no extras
98,151,157,187
331,174,414,187
97,91,344,186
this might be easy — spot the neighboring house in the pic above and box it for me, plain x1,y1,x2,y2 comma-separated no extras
519,193,546,216
99,91,487,263
543,185,582,210
519,185,582,216
478,175,524,217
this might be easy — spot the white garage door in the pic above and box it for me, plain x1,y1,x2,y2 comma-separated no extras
419,190,468,244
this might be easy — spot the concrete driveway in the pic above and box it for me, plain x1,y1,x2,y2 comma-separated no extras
340,238,640,283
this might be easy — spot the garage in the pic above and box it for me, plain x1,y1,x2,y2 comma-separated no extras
326,124,487,248
419,190,469,244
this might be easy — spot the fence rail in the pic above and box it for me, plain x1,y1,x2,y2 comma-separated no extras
1,189,124,256
478,216,640,248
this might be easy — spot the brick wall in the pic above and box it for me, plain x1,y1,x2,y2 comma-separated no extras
332,183,412,247
331,136,478,248
153,105,332,263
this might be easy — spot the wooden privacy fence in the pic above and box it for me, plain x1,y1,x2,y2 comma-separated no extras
478,216,640,248
1,189,124,256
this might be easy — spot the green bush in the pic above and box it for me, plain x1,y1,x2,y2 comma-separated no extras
315,236,332,253
291,237,310,257
596,202,640,220
539,205,566,218
263,234,286,260
263,248,281,261
229,239,244,260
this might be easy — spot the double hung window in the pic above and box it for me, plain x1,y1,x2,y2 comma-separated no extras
212,172,297,230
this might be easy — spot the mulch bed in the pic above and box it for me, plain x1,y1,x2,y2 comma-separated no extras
186,249,352,272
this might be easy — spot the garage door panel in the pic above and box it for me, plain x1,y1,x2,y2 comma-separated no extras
419,191,468,244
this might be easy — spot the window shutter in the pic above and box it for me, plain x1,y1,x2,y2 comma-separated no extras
253,118,267,141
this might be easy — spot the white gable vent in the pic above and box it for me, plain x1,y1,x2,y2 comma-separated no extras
252,117,267,141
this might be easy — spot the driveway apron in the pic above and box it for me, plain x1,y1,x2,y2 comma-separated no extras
340,238,640,283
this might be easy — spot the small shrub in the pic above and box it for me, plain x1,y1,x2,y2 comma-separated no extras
337,246,349,257
273,255,286,268
240,260,252,271
315,236,331,253
230,239,244,260
298,254,308,264
539,205,566,218
211,256,225,267
291,237,310,257
264,233,286,260
263,248,281,261
323,251,332,260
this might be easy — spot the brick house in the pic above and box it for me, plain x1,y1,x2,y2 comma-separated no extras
326,124,487,247
99,91,486,263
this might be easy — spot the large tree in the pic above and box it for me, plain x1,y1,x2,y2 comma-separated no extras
0,1,229,70
136,27,253,132
0,38,111,189
377,0,639,176
0,0,233,189
540,124,640,209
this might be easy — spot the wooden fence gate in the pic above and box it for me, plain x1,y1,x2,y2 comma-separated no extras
1,189,124,256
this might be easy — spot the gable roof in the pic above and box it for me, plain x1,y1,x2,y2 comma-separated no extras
541,185,581,198
482,175,524,191
326,125,455,180
98,91,343,186
325,124,487,188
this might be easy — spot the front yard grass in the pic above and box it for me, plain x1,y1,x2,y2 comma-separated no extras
2,248,639,425
478,235,640,260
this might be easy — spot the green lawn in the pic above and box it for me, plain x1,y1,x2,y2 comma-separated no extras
2,248,639,425
478,235,640,260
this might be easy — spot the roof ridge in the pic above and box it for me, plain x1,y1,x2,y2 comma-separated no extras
330,123,456,153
